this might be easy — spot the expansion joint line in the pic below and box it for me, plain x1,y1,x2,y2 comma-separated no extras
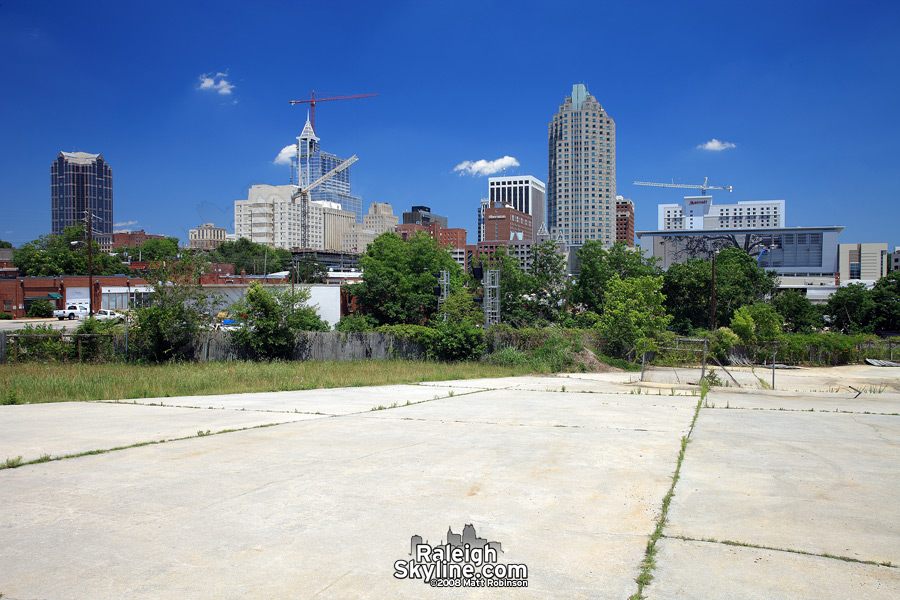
662,535,897,569
628,396,703,600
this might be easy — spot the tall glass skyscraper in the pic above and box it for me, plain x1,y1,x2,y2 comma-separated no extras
50,152,113,243
296,117,363,223
547,84,616,247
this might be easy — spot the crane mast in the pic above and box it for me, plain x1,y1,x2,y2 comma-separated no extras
292,155,359,250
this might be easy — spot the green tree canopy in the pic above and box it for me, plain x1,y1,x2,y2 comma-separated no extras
871,271,900,333
209,238,292,274
772,290,823,334
574,241,660,313
662,247,778,333
135,237,181,261
527,240,570,324
132,253,219,361
824,283,874,334
0,239,13,249
348,232,463,326
596,275,672,358
12,224,130,277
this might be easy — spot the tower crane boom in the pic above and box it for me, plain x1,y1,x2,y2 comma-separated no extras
633,176,732,195
289,91,377,130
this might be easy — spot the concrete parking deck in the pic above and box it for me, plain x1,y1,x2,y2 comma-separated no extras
1,367,899,599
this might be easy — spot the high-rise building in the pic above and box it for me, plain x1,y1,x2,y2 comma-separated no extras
615,196,635,247
547,84,616,247
363,202,399,235
483,176,545,241
51,152,113,248
296,117,363,223
658,197,786,231
402,205,448,228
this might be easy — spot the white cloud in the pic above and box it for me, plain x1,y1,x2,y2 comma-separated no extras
697,139,736,151
453,155,520,176
197,72,235,95
114,220,138,228
274,144,297,165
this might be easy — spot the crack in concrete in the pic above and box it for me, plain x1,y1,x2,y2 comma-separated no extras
663,534,898,569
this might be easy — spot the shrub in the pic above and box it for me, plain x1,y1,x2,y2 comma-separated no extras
229,283,328,360
12,323,69,362
427,321,486,362
0,312,12,320
27,300,54,318
335,313,376,333
375,324,438,348
710,327,740,362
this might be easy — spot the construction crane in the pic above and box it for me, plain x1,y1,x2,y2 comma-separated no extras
292,154,359,249
289,91,377,131
633,176,733,195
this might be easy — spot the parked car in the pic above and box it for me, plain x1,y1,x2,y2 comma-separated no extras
54,304,90,320
81,309,124,322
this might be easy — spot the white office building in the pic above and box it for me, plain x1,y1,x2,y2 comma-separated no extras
234,185,355,251
658,197,786,231
481,176,546,242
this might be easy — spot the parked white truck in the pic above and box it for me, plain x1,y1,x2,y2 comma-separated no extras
54,304,90,320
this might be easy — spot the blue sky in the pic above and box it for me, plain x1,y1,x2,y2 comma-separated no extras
2,0,898,252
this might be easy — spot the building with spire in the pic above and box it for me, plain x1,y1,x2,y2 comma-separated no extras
296,115,363,223
547,84,616,248
51,151,113,248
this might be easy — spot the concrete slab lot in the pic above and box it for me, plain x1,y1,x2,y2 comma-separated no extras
1,367,899,599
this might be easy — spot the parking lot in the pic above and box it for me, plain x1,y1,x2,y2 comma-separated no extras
1,366,898,599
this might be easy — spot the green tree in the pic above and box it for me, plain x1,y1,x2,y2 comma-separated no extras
474,246,531,326
596,275,672,358
136,237,181,261
772,290,822,333
730,302,783,344
209,238,292,275
27,300,54,318
132,253,219,361
662,247,777,333
528,240,569,323
870,271,900,333
0,239,13,249
348,232,463,326
12,224,129,276
574,241,660,313
229,282,328,359
824,283,874,334
433,289,485,327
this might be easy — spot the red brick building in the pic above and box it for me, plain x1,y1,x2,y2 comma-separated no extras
483,203,533,243
396,222,467,248
0,263,237,318
112,230,166,248
616,197,635,247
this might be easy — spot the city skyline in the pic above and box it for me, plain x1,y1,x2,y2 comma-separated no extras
1,1,899,252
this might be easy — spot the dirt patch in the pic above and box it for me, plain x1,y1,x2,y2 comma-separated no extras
572,348,623,373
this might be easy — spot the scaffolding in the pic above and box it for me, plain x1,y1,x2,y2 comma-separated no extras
484,269,500,327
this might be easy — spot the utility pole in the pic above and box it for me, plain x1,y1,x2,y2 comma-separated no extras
709,250,719,330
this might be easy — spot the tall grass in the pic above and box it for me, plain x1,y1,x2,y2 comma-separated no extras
0,360,536,404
